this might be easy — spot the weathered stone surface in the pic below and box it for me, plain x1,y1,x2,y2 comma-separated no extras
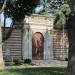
22,14,54,61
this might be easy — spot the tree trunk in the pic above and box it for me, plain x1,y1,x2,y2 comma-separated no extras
0,0,8,70
68,0,75,12
66,13,75,75
0,24,4,70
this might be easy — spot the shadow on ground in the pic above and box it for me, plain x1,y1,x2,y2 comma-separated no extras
0,67,66,75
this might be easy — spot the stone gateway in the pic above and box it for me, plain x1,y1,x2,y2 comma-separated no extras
22,15,54,61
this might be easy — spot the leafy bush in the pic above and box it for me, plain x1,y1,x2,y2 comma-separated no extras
54,4,71,29
65,58,68,61
5,61,14,66
24,59,31,64
13,59,22,65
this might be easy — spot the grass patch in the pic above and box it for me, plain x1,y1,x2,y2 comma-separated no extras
0,67,66,75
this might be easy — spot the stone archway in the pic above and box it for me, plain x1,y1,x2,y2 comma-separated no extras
32,32,44,60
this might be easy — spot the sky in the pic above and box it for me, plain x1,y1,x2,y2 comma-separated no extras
0,12,12,27
34,4,44,13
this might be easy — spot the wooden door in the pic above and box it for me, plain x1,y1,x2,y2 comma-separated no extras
32,32,44,60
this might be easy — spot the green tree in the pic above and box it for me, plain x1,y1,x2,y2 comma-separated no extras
5,0,37,21
38,0,63,15
2,0,37,41
54,4,71,29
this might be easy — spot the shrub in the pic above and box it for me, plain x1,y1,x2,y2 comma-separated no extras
5,61,14,66
65,58,68,61
13,59,22,65
24,59,31,64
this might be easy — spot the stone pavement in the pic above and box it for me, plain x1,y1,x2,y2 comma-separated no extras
5,60,67,69
32,60,67,67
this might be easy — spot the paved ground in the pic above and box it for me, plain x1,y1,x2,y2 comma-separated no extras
32,60,68,67
5,60,68,69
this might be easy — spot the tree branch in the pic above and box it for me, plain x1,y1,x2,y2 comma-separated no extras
0,0,7,13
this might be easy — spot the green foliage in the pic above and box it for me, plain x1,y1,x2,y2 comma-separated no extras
60,4,71,17
54,10,66,29
54,4,71,29
38,0,63,15
5,61,14,66
13,59,23,65
24,59,31,64
38,6,49,15
5,0,37,21
49,0,62,14
65,58,68,61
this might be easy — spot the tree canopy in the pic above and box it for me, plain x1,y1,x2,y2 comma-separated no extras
38,0,63,15
1,0,37,41
4,0,37,21
54,4,71,29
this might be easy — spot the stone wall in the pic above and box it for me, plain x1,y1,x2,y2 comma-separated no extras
53,30,69,60
2,14,69,61
2,28,22,60
22,15,54,60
